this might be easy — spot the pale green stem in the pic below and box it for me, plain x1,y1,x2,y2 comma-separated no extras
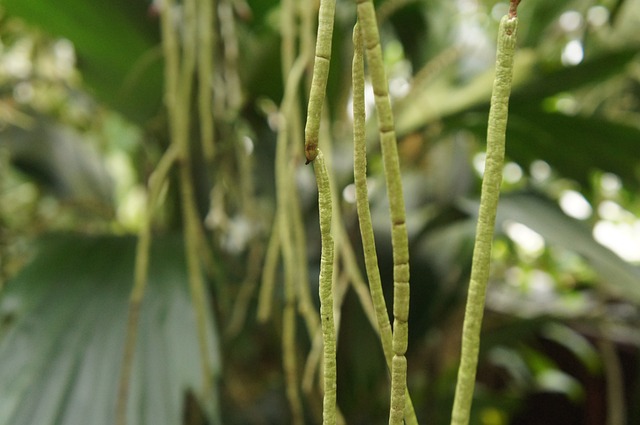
354,2,410,424
197,0,216,161
351,22,418,425
304,0,336,163
116,146,178,425
598,335,625,425
314,151,337,425
450,9,519,425
257,222,280,323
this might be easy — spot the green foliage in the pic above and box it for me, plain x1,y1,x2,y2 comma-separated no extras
0,235,221,425
1,0,640,423
2,0,163,124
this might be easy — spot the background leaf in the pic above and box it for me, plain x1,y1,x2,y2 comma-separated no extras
0,234,221,425
2,0,163,124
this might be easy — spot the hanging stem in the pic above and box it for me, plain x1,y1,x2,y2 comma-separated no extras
450,3,520,425
197,0,216,161
354,2,410,424
304,0,336,164
314,151,337,425
116,145,178,425
351,22,418,425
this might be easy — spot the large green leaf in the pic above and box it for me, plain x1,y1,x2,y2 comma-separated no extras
0,234,221,425
3,0,163,124
456,107,640,191
462,192,640,304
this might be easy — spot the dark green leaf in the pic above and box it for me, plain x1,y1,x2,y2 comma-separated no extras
3,0,163,124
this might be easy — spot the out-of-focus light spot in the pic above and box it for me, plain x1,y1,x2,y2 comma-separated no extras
389,76,410,99
503,162,523,184
53,39,75,77
384,40,405,66
594,220,640,262
587,6,609,27
561,40,584,66
600,172,621,195
3,42,32,78
491,2,509,21
13,82,34,103
559,190,592,220
473,152,486,176
504,221,546,255
598,200,623,221
555,96,579,115
342,183,356,204
242,135,254,155
530,160,551,182
117,185,147,229
559,10,583,32
480,407,506,425
458,0,479,14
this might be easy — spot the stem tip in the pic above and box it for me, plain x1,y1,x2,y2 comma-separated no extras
509,0,521,18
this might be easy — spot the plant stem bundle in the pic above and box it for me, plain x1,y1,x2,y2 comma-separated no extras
354,2,411,424
351,22,418,425
450,3,520,425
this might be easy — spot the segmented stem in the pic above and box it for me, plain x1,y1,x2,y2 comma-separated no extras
304,0,336,163
351,22,418,425
354,2,410,424
450,6,519,425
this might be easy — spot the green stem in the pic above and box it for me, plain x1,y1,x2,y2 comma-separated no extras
116,145,178,425
314,151,337,425
351,22,418,425
354,2,410,424
304,0,336,163
197,0,216,161
450,5,519,425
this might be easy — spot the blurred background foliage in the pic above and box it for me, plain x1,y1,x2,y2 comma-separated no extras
0,0,639,424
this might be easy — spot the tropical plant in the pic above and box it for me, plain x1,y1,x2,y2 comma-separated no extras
1,0,639,424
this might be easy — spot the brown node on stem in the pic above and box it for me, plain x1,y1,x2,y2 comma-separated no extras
305,141,318,164
509,0,521,18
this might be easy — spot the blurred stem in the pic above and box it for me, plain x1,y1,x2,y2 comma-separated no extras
116,145,177,425
198,0,216,161
351,22,418,425
256,224,280,322
598,335,625,425
354,1,410,424
275,21,310,417
450,4,519,425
